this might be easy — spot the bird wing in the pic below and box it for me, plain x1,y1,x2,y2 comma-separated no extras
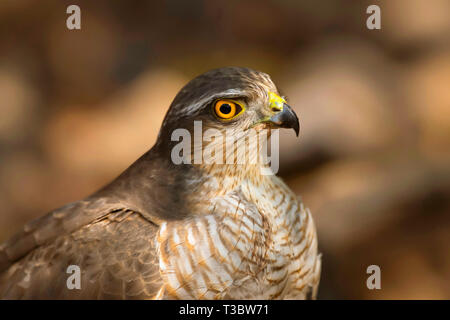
0,199,163,299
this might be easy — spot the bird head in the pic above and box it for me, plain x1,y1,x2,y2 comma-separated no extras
155,67,299,177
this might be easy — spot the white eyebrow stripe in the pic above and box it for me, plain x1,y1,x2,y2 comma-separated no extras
177,89,247,116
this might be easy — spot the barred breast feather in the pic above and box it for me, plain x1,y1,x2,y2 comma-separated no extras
157,175,321,299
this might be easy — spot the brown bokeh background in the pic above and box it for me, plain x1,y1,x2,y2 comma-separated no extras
0,0,449,299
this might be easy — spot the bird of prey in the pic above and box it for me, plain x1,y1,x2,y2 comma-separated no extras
0,67,321,299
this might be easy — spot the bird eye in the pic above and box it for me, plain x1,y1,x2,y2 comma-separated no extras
214,100,243,120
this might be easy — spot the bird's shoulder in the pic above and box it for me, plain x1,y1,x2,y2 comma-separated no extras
0,197,165,299
0,196,159,274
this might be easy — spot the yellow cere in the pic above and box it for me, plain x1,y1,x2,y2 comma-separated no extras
268,91,286,111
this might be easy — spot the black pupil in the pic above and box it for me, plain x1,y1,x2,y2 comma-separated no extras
220,104,232,114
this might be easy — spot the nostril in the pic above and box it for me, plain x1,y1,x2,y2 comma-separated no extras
271,107,282,112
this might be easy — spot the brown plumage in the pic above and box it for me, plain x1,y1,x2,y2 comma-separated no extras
0,67,321,299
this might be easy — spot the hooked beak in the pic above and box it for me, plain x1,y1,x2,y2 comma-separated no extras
266,103,300,137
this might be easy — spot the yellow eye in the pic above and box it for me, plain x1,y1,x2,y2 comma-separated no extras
214,100,243,119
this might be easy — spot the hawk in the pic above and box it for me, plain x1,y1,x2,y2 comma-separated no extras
0,67,321,299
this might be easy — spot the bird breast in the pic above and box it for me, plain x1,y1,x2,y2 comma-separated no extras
156,176,320,299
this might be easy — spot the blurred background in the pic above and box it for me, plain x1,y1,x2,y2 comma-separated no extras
0,0,449,299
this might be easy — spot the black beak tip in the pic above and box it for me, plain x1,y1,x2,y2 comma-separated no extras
286,103,300,137
294,123,300,137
